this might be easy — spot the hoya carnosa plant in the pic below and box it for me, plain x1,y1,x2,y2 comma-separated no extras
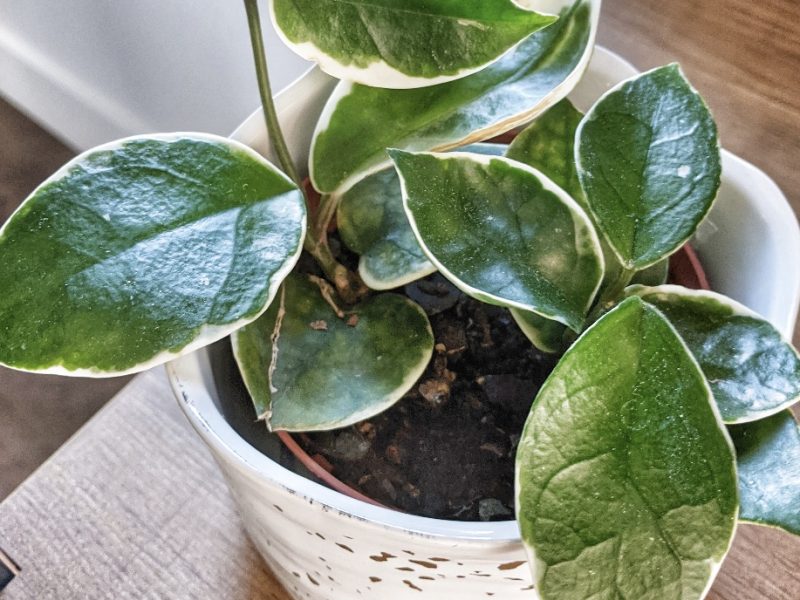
311,0,601,194
1,1,799,599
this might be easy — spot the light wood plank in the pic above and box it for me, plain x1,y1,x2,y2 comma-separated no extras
599,0,800,346
0,370,291,600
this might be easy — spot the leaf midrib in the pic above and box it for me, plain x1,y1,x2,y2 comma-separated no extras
62,191,297,283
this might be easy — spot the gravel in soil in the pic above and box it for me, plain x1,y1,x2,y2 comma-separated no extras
293,272,559,521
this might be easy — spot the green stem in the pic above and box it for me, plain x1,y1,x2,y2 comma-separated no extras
586,266,636,325
243,0,300,186
243,0,366,303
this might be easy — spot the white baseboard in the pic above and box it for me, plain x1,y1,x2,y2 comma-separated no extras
0,22,152,151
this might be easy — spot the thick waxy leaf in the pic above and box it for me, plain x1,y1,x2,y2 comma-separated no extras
337,142,505,290
392,150,603,332
270,0,556,89
0,134,305,376
576,65,721,269
311,0,598,193
730,411,800,535
503,100,605,348
506,101,667,352
510,308,567,354
505,98,584,200
516,297,738,600
337,168,435,290
628,285,800,424
510,258,668,354
232,274,433,431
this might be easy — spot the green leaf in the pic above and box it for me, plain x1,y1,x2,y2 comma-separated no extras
503,98,617,299
628,285,800,423
505,98,584,201
232,273,434,431
576,64,721,269
337,168,435,290
730,410,800,535
506,87,673,351
271,0,557,89
516,297,738,600
511,252,668,354
0,134,305,376
632,258,669,287
337,142,506,290
311,0,599,193
505,101,668,351
510,308,567,354
391,150,603,332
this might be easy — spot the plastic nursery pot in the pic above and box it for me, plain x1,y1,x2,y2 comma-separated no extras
168,47,800,600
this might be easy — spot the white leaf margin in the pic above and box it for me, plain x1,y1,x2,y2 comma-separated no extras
268,0,558,90
230,287,435,432
340,142,507,291
393,150,605,331
574,63,722,270
358,259,437,292
0,132,307,378
626,284,800,424
509,308,564,353
308,0,602,195
513,296,739,599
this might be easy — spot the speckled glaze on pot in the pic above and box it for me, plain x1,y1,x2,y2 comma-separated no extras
168,47,800,600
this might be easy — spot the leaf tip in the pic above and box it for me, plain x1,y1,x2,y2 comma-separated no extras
386,148,410,163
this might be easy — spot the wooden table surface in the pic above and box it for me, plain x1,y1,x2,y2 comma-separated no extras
2,1,799,598
599,0,800,347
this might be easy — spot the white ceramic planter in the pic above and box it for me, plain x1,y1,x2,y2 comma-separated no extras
167,47,800,600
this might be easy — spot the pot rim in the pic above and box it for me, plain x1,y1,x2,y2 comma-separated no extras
168,46,800,545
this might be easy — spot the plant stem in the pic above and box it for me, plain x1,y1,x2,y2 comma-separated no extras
314,194,340,239
243,0,300,186
586,265,636,325
243,0,367,303
309,193,368,303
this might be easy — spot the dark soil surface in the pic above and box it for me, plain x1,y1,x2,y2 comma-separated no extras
291,270,559,521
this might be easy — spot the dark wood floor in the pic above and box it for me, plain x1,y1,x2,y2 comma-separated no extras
0,98,131,500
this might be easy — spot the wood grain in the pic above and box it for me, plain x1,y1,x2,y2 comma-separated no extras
599,0,800,347
0,370,292,600
1,1,799,598
0,97,131,501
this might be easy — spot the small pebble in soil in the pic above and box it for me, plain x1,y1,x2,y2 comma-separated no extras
479,498,514,521
313,430,371,462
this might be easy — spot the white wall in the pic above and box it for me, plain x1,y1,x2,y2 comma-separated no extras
0,0,310,151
